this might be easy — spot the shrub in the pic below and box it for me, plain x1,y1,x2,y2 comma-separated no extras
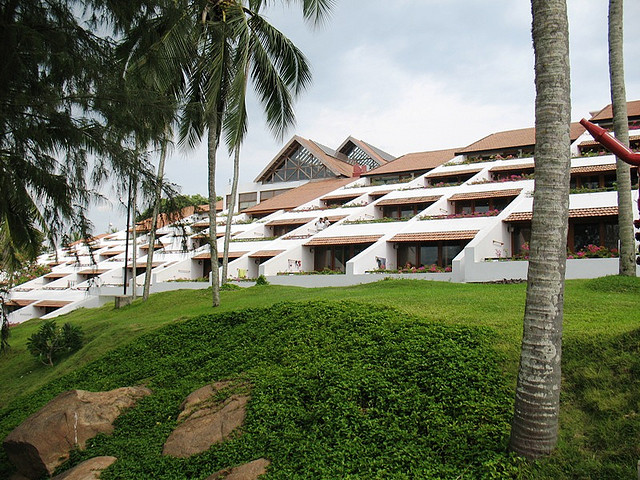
255,274,270,286
26,321,83,366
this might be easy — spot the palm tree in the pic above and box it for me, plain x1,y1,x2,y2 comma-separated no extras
509,0,572,459
608,0,635,276
220,2,321,283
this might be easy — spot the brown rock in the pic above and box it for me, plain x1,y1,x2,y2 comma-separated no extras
3,387,151,479
206,458,271,480
51,456,117,480
163,381,250,458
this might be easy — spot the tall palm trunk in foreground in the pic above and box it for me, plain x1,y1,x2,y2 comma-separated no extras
208,122,220,307
221,144,240,283
143,132,170,300
608,0,636,276
509,0,572,459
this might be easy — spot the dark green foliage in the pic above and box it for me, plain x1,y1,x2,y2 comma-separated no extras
220,283,242,291
255,275,269,286
583,274,640,294
136,194,210,223
0,301,522,479
26,321,83,366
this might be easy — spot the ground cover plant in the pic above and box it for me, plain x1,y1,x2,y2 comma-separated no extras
0,301,524,479
0,277,638,477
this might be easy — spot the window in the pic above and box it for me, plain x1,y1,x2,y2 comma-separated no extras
340,143,379,170
382,202,432,219
428,172,477,186
260,188,291,201
263,145,333,184
238,192,257,210
511,225,531,255
454,196,512,214
313,244,370,272
568,219,619,252
397,241,466,268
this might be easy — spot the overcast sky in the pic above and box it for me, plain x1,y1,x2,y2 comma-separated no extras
93,0,640,232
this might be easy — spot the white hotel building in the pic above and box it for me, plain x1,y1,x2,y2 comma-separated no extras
6,101,640,323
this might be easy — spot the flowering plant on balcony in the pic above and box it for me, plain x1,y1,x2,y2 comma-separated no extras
567,245,619,259
420,209,500,221
426,180,465,188
369,264,452,274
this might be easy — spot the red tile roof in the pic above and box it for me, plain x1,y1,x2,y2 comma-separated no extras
77,269,109,275
44,272,69,279
304,235,382,246
248,250,285,258
504,206,618,223
578,135,640,147
456,123,585,155
589,100,640,121
192,251,249,260
376,195,442,206
100,250,124,257
363,148,458,176
266,217,315,226
448,189,522,202
489,163,535,173
126,262,162,268
243,177,355,216
369,189,394,198
34,300,72,308
320,192,362,201
390,231,479,242
570,164,617,175
254,136,354,183
426,168,482,180
325,215,348,222
5,299,35,307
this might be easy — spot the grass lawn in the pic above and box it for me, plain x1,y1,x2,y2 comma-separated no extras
0,277,638,478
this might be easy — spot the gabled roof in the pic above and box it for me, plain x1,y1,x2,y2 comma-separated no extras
242,177,355,216
335,136,395,166
254,136,354,183
590,100,640,122
363,148,459,176
455,123,585,156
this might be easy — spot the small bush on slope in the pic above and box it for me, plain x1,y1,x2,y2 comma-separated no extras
0,301,525,479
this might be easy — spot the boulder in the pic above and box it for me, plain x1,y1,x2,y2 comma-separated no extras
3,386,151,479
163,381,250,458
206,458,271,480
51,456,117,480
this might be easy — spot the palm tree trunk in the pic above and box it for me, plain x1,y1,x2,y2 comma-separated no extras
131,179,138,300
608,0,636,276
143,133,169,300
221,145,240,284
207,120,220,307
509,0,571,459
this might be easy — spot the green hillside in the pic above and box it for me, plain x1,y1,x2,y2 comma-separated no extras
1,277,639,478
